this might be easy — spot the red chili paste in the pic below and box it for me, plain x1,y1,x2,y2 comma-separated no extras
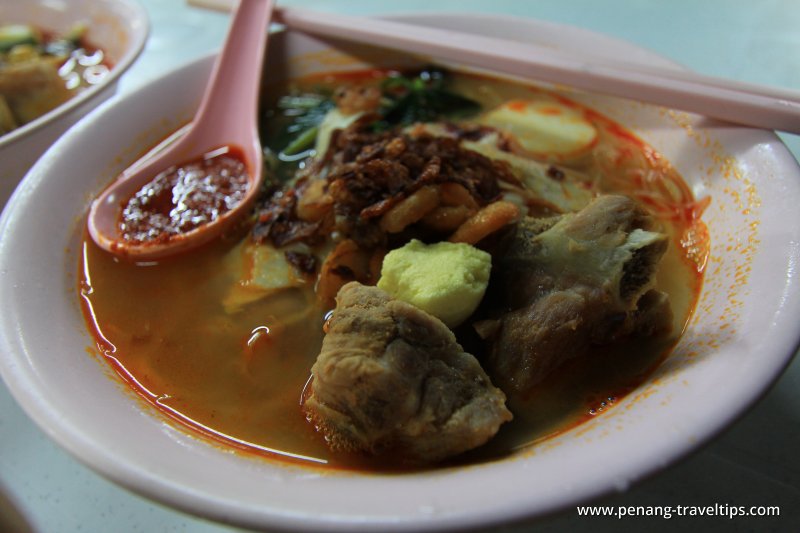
119,149,249,244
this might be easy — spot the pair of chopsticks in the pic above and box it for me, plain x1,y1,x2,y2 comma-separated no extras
188,1,800,134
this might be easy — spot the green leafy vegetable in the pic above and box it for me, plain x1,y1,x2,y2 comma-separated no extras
262,67,480,172
376,67,481,129
0,25,39,54
274,94,334,157
282,125,320,156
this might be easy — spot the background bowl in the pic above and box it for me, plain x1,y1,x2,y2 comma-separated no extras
0,0,148,208
0,14,799,532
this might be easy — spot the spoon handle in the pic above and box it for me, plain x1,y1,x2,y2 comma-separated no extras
274,7,800,134
188,0,274,149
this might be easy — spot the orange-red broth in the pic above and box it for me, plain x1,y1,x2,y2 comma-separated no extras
79,69,708,471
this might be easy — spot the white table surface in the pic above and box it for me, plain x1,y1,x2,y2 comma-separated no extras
1,1,799,531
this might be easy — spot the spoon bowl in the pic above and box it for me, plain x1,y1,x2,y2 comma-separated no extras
88,0,273,260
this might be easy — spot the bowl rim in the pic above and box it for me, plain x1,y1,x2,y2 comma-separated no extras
0,0,150,149
1,11,800,532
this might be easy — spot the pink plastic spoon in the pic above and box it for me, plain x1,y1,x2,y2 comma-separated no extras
88,0,274,260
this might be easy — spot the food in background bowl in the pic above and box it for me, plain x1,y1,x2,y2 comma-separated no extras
79,65,709,468
0,0,147,207
0,23,111,136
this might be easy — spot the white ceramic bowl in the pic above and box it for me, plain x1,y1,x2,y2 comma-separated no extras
1,14,799,532
0,0,148,208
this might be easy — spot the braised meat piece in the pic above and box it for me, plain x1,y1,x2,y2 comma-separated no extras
482,195,673,394
304,282,512,463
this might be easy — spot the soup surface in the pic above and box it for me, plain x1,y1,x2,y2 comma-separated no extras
80,67,708,470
